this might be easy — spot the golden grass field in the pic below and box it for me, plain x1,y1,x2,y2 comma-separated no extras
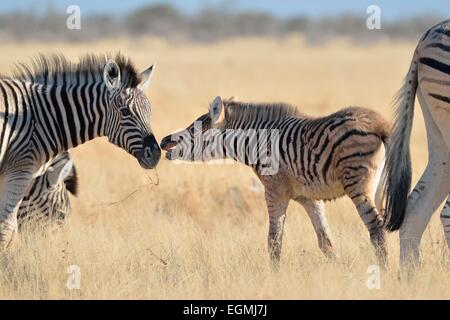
0,36,448,299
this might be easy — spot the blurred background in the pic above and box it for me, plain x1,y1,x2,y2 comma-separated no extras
0,0,448,43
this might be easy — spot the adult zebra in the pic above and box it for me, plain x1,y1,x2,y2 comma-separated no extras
0,53,161,247
382,19,450,270
161,96,389,267
18,152,77,228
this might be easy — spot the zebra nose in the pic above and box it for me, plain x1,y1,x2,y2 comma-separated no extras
143,134,161,163
144,147,152,158
144,146,159,160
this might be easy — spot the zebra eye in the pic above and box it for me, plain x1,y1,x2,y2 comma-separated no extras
120,108,132,117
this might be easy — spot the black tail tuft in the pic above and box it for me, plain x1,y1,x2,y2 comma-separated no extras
384,158,411,231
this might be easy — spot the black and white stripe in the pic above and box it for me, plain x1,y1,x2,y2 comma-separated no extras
0,53,161,247
441,197,450,250
18,152,77,229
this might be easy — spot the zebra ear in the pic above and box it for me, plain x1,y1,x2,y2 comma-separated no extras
138,64,155,91
103,59,121,91
209,96,224,124
48,159,74,187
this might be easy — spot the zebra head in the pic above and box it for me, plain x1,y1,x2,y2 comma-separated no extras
103,59,161,169
160,96,228,161
18,152,78,228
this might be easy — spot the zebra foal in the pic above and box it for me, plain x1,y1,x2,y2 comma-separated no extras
18,152,77,229
0,53,161,247
161,96,389,267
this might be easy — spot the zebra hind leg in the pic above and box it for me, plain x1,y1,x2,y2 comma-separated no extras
347,190,387,268
398,165,449,274
294,196,337,259
396,89,450,273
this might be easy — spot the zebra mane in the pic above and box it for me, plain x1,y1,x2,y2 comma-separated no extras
223,100,302,124
7,53,142,88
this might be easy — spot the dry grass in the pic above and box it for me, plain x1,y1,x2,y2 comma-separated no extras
0,37,448,299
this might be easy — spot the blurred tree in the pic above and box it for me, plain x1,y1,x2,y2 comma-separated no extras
125,4,186,37
0,3,445,44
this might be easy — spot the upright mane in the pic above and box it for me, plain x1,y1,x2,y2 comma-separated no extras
5,53,141,88
224,100,302,124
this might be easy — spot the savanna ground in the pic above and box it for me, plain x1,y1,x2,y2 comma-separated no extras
0,37,448,299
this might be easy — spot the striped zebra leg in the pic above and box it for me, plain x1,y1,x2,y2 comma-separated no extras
295,197,337,259
264,185,289,269
400,172,449,270
0,170,34,248
399,89,450,271
349,191,387,267
342,159,387,266
440,195,450,250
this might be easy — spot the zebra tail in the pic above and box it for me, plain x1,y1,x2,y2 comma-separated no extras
382,53,418,232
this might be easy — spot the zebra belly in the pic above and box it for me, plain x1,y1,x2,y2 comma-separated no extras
290,178,346,202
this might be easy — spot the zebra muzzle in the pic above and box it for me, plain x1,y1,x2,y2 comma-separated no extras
160,135,179,160
137,135,161,169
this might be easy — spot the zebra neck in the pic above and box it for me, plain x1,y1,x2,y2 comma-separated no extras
32,81,107,157
212,123,279,167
